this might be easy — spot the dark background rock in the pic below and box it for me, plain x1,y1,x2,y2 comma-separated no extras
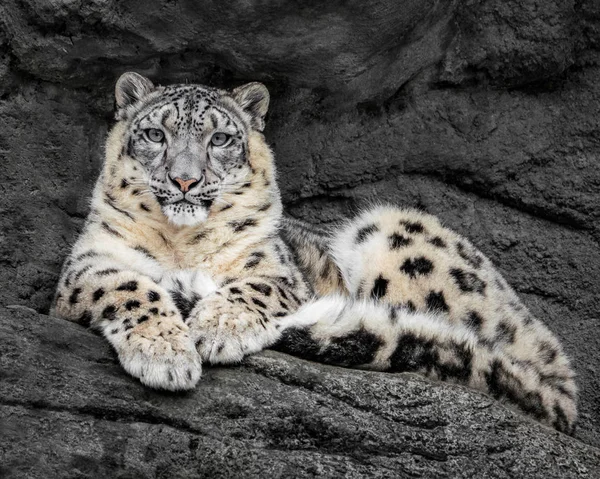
1,0,599,473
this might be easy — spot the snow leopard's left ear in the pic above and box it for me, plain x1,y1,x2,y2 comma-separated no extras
231,82,270,132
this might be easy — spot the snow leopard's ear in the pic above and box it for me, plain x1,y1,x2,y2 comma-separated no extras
115,72,155,117
231,82,270,132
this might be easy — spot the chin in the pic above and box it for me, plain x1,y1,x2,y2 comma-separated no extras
163,204,209,226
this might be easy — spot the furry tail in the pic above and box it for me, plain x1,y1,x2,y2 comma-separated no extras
273,295,577,434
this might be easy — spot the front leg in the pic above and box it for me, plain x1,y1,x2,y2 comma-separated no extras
188,276,307,364
53,269,202,391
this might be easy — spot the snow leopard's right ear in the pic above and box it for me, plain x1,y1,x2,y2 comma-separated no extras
115,72,154,118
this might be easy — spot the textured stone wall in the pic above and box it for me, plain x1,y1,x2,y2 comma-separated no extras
1,0,599,474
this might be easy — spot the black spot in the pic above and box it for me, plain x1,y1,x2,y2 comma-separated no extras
456,241,484,269
288,290,301,305
104,197,136,221
140,203,151,212
116,281,138,292
228,218,257,232
170,290,201,320
463,311,484,331
485,359,547,421
428,236,446,248
356,224,379,244
78,310,93,327
101,221,124,238
495,321,517,344
102,305,117,320
388,306,398,324
275,285,289,301
400,256,434,278
258,203,272,212
403,300,416,312
134,246,157,260
388,233,411,249
120,179,129,188
147,290,160,302
370,275,389,299
230,287,242,295
523,314,535,326
249,283,272,296
73,265,93,281
92,288,105,302
400,220,425,234
274,311,288,317
138,315,149,324
275,328,383,367
75,251,99,261
252,298,267,309
389,333,438,373
538,341,559,364
553,404,572,434
389,333,473,382
245,252,265,269
425,291,449,312
69,288,82,304
125,300,141,311
188,231,208,245
449,268,486,294
96,268,120,276
127,137,135,157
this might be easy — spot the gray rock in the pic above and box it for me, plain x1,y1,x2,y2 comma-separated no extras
1,0,599,471
2,307,600,478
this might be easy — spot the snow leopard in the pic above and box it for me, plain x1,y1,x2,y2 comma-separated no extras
51,72,577,434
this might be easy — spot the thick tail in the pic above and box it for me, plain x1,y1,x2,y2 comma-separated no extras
273,295,577,434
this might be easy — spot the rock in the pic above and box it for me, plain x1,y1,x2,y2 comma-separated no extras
1,0,600,469
2,307,599,478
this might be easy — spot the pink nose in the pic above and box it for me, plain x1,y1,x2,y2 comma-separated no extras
172,177,199,193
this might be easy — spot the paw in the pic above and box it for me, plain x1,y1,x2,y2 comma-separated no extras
191,306,271,364
194,317,248,364
117,319,202,391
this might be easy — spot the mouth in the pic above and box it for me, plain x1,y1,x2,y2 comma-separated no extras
159,197,214,208
159,198,215,226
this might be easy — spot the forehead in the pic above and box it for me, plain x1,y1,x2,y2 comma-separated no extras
134,84,241,134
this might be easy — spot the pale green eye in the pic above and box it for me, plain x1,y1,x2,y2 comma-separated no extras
211,132,230,147
145,128,165,143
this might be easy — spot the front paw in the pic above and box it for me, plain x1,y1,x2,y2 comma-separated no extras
117,319,202,391
194,319,247,364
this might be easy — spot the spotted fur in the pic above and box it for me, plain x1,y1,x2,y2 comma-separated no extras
51,73,576,434
278,208,577,433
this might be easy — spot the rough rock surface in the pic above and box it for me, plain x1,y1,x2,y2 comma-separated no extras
1,0,600,474
2,308,600,478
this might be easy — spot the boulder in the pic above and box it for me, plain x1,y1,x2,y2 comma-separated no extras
2,307,599,478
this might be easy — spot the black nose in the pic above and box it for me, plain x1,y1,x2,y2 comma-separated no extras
169,175,200,193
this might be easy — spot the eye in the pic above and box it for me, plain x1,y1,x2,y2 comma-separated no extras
211,132,231,147
145,128,165,143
